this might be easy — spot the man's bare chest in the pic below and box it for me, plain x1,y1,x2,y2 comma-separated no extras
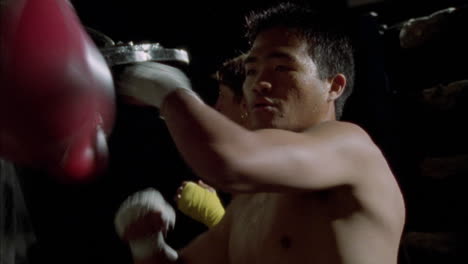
227,193,327,263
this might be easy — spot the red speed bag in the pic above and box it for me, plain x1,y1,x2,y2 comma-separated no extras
0,0,115,181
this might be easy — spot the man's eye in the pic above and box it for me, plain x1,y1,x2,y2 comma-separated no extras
246,69,257,76
275,65,291,72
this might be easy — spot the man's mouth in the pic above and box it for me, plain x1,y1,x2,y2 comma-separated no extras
254,103,275,108
252,99,278,112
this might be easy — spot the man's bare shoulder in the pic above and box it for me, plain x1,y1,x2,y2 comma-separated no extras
312,123,405,230
304,121,374,143
305,121,386,176
310,121,387,166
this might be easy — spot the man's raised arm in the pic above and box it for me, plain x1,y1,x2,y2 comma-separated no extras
161,89,384,193
119,62,383,194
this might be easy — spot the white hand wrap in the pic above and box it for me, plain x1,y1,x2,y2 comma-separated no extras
118,62,198,108
129,233,178,260
114,188,177,260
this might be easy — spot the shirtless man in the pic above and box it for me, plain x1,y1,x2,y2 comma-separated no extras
115,3,405,264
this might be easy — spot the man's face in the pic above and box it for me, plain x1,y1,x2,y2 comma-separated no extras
243,27,333,131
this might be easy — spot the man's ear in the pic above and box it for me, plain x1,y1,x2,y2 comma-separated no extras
327,74,346,102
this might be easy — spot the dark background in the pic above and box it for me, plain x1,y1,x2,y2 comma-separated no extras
13,0,468,263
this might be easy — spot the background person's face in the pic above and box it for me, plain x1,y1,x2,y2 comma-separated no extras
215,84,245,126
243,27,332,131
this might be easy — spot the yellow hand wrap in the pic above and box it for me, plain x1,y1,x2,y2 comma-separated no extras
177,182,225,228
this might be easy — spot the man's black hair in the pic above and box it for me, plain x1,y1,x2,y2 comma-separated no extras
215,54,246,101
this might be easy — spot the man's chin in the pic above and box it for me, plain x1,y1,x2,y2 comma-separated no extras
251,118,279,130
250,111,288,130
252,124,273,130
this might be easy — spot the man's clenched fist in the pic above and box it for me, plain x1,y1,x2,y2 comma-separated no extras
118,62,196,108
115,188,178,261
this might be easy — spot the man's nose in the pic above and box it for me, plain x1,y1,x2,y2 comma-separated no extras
252,81,273,95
